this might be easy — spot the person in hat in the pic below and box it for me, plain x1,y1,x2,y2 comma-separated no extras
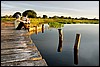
14,14,28,30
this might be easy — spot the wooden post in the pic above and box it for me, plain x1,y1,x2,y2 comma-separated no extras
35,26,38,34
27,28,29,32
57,29,63,52
28,23,30,28
42,24,44,33
74,34,81,65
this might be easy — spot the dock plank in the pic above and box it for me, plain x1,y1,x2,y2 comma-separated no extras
1,22,47,66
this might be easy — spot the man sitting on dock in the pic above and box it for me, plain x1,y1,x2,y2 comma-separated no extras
14,14,30,30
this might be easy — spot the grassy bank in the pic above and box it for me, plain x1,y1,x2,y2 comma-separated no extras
1,18,99,24
30,18,99,24
1,18,16,22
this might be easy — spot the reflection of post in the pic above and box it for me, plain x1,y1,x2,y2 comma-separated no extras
74,34,81,65
42,24,44,33
35,26,38,34
57,29,63,52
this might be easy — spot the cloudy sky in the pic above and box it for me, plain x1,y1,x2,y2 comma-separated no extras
1,1,99,19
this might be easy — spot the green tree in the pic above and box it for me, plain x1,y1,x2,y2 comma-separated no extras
60,16,64,19
1,15,8,18
22,10,37,18
8,15,12,18
13,12,21,18
64,17,68,19
37,16,41,18
43,15,48,18
49,17,52,19
68,16,71,19
5,15,9,18
75,17,77,19
52,16,59,19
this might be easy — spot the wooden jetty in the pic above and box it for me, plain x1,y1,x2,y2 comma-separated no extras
1,22,47,66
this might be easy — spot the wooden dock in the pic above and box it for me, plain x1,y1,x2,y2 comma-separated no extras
1,22,48,66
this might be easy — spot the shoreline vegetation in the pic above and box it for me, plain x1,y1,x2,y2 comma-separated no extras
1,10,99,25
1,18,99,24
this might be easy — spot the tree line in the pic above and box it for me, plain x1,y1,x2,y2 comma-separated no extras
1,9,99,20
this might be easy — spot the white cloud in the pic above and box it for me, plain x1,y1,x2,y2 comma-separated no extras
37,11,99,19
1,1,99,19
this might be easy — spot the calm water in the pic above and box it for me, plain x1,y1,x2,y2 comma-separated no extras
31,24,99,66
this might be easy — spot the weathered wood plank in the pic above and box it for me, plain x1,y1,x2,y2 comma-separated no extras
1,22,47,66
1,59,47,66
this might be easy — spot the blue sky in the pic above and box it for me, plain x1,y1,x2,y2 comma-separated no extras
1,1,99,19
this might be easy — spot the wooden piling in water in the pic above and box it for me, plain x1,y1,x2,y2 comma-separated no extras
57,29,63,52
74,34,81,65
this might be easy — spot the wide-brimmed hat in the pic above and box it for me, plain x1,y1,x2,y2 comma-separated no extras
16,14,20,19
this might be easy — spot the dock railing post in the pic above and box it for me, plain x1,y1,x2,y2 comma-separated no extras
42,24,44,33
35,26,38,34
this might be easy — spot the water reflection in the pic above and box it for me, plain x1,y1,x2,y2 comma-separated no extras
74,47,78,65
27,22,64,35
31,24,99,66
48,22,64,28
